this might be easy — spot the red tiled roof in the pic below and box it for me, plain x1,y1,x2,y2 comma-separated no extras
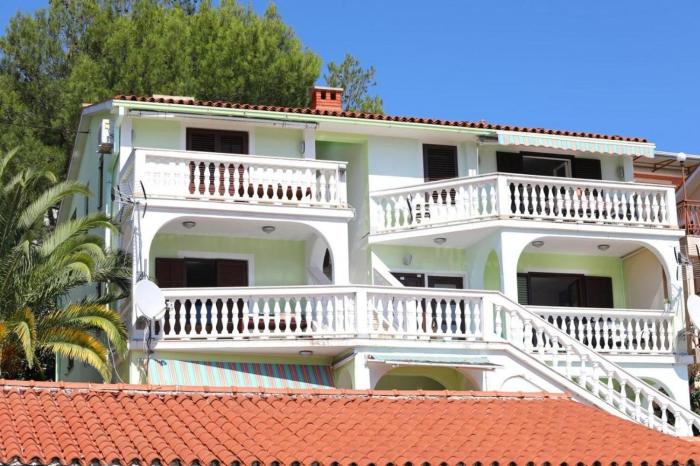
113,95,648,143
0,380,698,466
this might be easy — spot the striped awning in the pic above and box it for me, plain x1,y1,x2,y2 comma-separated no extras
497,131,655,157
147,359,335,388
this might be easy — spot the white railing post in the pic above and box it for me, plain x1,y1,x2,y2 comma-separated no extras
481,296,495,339
496,175,511,218
355,288,369,337
665,186,678,227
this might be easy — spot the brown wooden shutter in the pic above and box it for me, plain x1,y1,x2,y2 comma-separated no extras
216,260,249,287
583,276,613,308
423,145,458,181
496,152,524,174
427,275,464,289
573,158,602,180
155,258,186,287
186,129,249,154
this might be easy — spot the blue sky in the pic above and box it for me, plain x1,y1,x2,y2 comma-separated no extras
1,1,699,153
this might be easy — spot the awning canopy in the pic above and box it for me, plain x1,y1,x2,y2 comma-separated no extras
367,353,499,370
497,130,656,157
148,359,334,388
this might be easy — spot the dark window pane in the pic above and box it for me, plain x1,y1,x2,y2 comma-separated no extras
427,275,463,289
185,259,218,287
528,274,583,307
522,156,570,177
423,145,458,181
391,272,424,287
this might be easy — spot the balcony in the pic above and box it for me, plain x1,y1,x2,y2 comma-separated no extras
119,148,349,210
370,174,678,235
677,200,700,235
146,286,675,356
532,306,675,355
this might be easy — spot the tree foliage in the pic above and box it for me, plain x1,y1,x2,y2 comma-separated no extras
0,149,129,381
324,53,383,114
0,0,323,174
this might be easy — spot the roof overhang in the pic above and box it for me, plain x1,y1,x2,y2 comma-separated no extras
497,130,656,157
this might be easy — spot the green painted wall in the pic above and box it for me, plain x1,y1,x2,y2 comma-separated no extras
484,250,501,290
150,234,307,286
372,244,467,275
254,126,303,157
132,118,181,150
375,366,474,390
517,252,627,308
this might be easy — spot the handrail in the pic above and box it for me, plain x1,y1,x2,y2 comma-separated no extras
145,284,699,435
490,293,699,435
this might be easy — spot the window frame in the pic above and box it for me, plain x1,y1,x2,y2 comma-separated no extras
186,128,249,154
422,144,459,182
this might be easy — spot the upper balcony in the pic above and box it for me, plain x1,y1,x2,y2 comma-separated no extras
370,173,678,237
118,148,350,216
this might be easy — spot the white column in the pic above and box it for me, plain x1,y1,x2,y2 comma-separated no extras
352,352,371,389
311,220,350,285
303,128,316,159
497,231,525,302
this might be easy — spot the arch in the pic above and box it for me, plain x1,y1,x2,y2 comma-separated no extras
483,250,501,291
141,210,349,284
372,366,477,391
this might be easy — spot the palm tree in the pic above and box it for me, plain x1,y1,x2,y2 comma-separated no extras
0,148,129,381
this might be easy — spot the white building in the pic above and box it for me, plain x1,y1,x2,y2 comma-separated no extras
60,88,699,436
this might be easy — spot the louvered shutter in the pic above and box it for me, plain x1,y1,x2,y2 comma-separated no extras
496,152,524,174
187,130,217,152
573,158,602,180
155,258,186,287
423,145,458,181
517,274,529,305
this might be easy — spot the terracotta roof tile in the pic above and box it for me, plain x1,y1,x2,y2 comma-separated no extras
112,95,648,143
0,380,697,466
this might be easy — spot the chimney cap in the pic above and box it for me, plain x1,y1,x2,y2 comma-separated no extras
309,85,344,92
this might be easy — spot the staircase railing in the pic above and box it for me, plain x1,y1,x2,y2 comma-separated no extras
489,294,700,436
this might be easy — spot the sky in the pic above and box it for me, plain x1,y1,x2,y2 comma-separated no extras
1,1,699,153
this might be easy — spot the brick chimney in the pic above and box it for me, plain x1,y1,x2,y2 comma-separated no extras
309,86,344,112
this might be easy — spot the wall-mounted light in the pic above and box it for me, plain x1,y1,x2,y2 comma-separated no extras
597,244,610,251
531,240,544,248
433,237,447,245
182,221,196,229
403,254,413,266
299,350,313,356
262,225,276,234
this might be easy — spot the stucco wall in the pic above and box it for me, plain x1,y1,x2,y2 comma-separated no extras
372,244,467,279
149,234,307,286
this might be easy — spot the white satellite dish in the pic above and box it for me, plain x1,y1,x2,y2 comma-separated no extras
134,279,165,319
687,294,700,330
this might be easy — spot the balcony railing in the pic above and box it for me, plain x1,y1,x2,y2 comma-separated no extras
150,286,487,342
532,306,675,354
677,200,700,235
119,148,348,209
370,174,678,234
149,287,674,355
143,285,697,435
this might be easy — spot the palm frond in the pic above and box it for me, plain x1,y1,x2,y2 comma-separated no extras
8,308,37,368
19,181,89,230
39,329,111,381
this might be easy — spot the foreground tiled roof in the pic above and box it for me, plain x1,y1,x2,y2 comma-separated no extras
0,380,698,466
113,95,647,143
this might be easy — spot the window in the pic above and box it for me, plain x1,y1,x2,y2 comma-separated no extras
391,272,463,289
186,128,249,154
423,145,458,181
517,272,613,308
497,151,602,180
155,258,249,288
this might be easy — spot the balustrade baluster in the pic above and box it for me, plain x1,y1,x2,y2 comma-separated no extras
273,300,282,335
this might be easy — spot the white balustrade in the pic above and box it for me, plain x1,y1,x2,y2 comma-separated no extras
153,287,357,340
122,148,348,208
532,306,674,354
370,173,677,233
144,284,698,435
489,294,699,436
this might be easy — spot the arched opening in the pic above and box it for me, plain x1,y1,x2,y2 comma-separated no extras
483,249,501,290
515,237,669,311
373,366,476,391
